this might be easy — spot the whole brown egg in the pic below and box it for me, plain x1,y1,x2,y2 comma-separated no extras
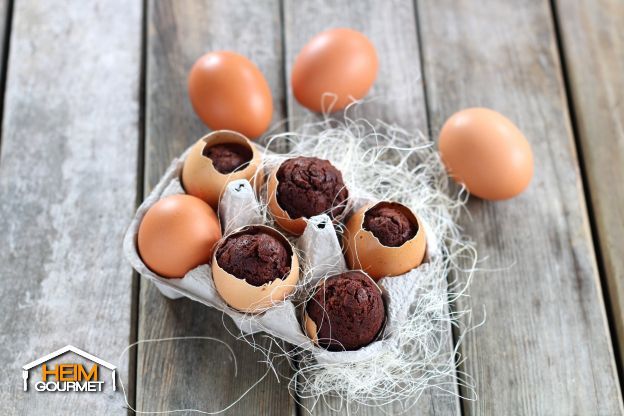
188,51,273,138
137,194,222,278
291,28,378,112
438,108,534,200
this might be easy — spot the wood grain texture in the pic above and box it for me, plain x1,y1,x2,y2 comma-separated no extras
0,0,141,414
417,0,623,414
136,1,293,415
554,0,624,367
283,0,460,414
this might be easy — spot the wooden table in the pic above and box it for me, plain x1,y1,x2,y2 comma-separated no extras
1,0,623,414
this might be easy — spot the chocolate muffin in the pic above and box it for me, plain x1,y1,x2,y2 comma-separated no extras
363,202,418,247
203,142,253,174
216,228,291,287
306,271,385,351
276,156,348,220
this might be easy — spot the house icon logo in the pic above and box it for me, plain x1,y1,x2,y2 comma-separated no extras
22,345,116,393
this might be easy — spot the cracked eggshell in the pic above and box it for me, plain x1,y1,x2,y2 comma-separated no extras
266,168,308,235
182,130,262,209
343,202,426,280
302,272,384,347
211,225,300,313
303,311,318,344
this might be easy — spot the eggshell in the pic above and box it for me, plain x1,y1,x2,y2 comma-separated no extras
303,272,384,346
291,28,378,112
137,194,222,279
266,168,308,235
182,130,262,209
303,312,318,344
188,51,273,138
343,202,426,280
438,107,534,200
212,225,300,313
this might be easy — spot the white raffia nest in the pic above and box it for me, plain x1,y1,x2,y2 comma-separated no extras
223,112,479,412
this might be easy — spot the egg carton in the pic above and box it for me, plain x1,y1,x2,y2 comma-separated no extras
123,144,442,364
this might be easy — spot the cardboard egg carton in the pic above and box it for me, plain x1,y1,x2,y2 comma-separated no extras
123,144,441,364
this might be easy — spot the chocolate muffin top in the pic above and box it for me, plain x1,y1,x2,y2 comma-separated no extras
306,271,385,351
363,202,418,247
216,228,291,287
276,156,348,220
203,142,253,174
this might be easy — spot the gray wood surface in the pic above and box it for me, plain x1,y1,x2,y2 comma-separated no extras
0,0,141,414
417,0,623,414
0,1,621,415
554,0,624,367
136,1,294,415
283,1,460,414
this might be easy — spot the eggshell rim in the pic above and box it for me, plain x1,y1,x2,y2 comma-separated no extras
302,272,387,350
344,201,427,279
266,168,308,235
211,224,300,313
181,130,262,207
357,201,424,249
266,162,350,235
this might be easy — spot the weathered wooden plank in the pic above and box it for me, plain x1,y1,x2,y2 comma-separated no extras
0,0,10,112
554,0,624,368
283,0,460,414
0,0,141,414
136,1,293,414
417,0,623,414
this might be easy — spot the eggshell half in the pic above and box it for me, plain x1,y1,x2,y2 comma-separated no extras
266,168,308,235
303,312,318,344
302,272,384,346
212,225,300,313
182,130,261,209
343,202,426,280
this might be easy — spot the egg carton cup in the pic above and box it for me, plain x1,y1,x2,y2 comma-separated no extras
123,144,443,365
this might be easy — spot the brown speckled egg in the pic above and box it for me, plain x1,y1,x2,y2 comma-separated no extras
182,130,262,209
343,201,426,280
138,194,222,278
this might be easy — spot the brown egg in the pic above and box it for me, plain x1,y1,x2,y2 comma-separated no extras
188,51,273,138
212,225,300,313
182,130,262,209
291,28,378,112
343,202,426,280
138,194,222,279
438,108,534,200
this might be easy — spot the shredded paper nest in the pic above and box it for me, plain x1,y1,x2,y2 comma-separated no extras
123,114,477,412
